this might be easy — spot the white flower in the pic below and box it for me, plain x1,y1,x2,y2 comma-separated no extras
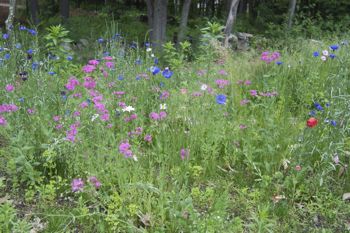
321,56,327,61
160,103,167,110
91,114,99,122
133,156,138,161
200,84,208,91
146,48,152,52
151,53,155,58
282,159,290,170
122,106,135,112
322,50,329,56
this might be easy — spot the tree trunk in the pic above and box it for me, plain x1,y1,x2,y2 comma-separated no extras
287,0,297,29
224,0,240,47
178,0,191,43
146,0,154,34
60,0,69,21
29,0,39,25
5,0,16,32
146,0,168,46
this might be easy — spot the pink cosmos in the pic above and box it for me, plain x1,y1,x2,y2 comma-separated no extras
5,84,14,92
118,102,126,108
27,109,35,115
73,111,81,117
82,65,96,73
55,124,63,130
295,165,302,171
65,77,80,91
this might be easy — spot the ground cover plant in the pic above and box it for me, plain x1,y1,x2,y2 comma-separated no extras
0,23,350,232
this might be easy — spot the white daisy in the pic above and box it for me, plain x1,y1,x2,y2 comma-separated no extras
122,106,135,112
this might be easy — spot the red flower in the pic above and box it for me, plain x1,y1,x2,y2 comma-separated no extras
307,117,318,128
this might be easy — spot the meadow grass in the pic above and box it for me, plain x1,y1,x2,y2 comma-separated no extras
0,26,349,232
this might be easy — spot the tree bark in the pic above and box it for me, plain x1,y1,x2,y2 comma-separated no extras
178,0,191,43
29,0,39,25
224,0,240,47
60,0,69,21
5,0,16,32
288,0,297,29
146,0,168,46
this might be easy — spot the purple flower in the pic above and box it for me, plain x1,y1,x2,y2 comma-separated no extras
82,65,96,73
162,68,173,78
5,84,14,92
71,178,84,192
0,115,7,126
215,79,230,88
144,134,152,142
180,148,189,160
119,141,133,158
249,90,258,97
149,112,160,120
160,91,170,100
83,77,96,89
88,176,101,189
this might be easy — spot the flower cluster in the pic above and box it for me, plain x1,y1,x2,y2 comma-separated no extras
260,51,281,64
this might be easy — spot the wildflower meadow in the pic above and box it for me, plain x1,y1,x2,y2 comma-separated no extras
1,11,350,233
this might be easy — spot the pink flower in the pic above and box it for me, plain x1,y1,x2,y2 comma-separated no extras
180,148,189,160
73,111,80,117
53,115,61,122
160,90,170,100
55,124,63,130
244,80,251,86
295,165,302,171
88,176,101,189
65,77,80,91
218,69,228,75
113,91,125,98
80,101,89,109
215,79,230,88
82,65,96,73
180,88,188,94
144,134,152,142
239,124,247,129
100,113,110,121
240,99,250,106
27,109,35,115
249,90,258,97
5,84,14,92
105,62,115,69
71,178,84,192
0,115,7,126
88,59,99,65
83,77,96,89
149,112,160,120
119,141,133,158
103,56,113,61
159,111,167,119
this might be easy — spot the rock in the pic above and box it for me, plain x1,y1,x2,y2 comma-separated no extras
342,193,350,201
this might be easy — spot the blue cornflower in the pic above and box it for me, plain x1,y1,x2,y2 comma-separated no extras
276,61,283,65
326,103,330,107
159,82,165,87
329,45,339,51
3,34,9,40
0,47,3,52
27,49,33,55
67,55,73,61
130,42,137,49
309,110,316,116
18,97,24,103
314,102,323,111
4,54,10,60
216,94,227,105
135,76,141,81
97,38,104,43
154,58,159,64
150,66,160,75
103,51,110,56
135,59,142,65
162,68,173,79
48,71,56,75
330,54,336,59
28,29,37,36
19,25,26,31
313,51,319,57
330,120,337,126
118,75,124,80
32,62,39,70
145,42,151,47
86,99,91,105
15,43,22,49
